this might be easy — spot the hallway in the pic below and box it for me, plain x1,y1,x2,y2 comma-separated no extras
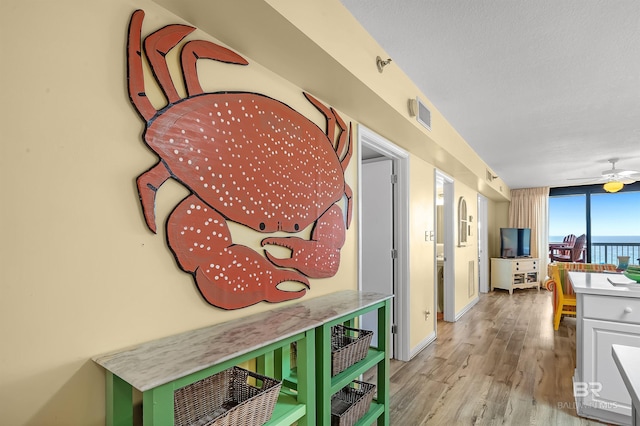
379,289,604,425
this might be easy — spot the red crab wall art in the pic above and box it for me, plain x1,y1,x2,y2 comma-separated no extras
127,10,353,309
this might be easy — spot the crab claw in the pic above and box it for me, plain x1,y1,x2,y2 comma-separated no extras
167,195,309,309
262,205,345,278
193,253,309,310
262,237,340,279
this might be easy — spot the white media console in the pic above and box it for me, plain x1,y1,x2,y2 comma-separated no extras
490,257,540,294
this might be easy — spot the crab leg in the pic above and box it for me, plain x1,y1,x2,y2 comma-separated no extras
127,10,157,122
181,40,249,97
344,183,353,229
262,205,346,278
167,195,309,309
136,161,172,233
341,124,354,228
303,92,353,229
144,22,196,105
332,108,351,166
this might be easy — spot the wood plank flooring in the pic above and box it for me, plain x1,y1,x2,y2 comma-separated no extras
370,288,606,425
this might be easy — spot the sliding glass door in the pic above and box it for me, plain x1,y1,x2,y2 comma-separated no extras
549,183,640,265
549,194,586,244
590,191,640,264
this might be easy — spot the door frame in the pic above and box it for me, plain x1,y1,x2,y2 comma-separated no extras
477,194,489,293
357,125,410,362
435,170,456,323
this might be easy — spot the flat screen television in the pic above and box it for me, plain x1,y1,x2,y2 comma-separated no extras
500,227,531,258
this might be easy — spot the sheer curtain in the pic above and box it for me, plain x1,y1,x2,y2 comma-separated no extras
508,187,550,275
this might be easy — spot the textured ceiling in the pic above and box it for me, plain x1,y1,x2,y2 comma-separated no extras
341,0,640,189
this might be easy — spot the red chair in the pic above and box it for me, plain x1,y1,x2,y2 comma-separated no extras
549,234,576,259
551,234,586,263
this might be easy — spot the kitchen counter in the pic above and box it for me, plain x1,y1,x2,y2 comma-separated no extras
569,271,640,298
612,344,640,426
569,271,640,425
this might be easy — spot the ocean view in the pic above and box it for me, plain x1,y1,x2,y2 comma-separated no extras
550,235,640,243
550,235,640,265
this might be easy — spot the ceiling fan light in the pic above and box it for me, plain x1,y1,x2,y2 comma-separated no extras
603,180,624,193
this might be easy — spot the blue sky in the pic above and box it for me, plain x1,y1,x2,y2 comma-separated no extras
549,192,640,237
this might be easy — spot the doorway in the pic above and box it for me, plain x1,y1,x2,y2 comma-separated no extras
361,157,392,351
358,125,410,361
435,171,455,324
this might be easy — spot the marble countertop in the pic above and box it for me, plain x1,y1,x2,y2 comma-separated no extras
612,344,640,413
279,290,393,324
93,291,391,391
568,271,640,298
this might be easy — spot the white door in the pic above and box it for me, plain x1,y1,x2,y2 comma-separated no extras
361,159,394,348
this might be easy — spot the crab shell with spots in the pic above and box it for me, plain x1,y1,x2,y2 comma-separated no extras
146,92,348,233
127,10,353,309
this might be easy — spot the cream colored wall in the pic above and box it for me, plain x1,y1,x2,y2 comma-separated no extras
489,201,511,258
454,182,480,314
409,155,436,349
0,1,358,425
0,0,511,424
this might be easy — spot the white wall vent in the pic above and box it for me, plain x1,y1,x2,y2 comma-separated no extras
408,97,431,131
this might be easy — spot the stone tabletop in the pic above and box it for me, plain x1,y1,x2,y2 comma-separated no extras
281,290,393,323
93,308,319,391
93,291,391,391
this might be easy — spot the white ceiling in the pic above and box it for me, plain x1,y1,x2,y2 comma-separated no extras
341,0,640,190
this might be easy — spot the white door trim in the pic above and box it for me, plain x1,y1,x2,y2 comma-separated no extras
435,170,456,323
478,194,490,293
357,124,410,362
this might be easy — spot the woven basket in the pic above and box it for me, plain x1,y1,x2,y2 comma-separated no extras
174,366,282,426
331,325,373,376
330,380,376,426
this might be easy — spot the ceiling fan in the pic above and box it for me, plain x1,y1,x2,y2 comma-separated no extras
568,159,640,192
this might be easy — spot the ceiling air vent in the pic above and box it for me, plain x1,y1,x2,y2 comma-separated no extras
408,97,431,131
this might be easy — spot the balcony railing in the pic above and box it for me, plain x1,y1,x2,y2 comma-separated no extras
590,242,640,265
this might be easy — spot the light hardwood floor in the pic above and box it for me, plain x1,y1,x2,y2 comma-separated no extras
374,288,606,425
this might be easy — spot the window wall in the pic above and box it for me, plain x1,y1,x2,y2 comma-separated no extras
549,194,586,243
549,182,640,265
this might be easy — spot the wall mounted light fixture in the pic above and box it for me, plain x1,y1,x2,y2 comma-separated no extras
376,56,392,73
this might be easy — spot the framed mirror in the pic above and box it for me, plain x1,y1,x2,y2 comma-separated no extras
458,196,468,246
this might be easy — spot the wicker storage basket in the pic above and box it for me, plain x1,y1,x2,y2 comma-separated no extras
331,325,373,376
330,380,376,426
174,366,282,426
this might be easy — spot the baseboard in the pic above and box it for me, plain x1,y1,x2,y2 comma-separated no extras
409,331,436,360
455,296,480,321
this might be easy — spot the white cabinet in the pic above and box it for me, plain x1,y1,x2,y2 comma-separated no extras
571,272,640,425
581,318,640,422
490,258,540,294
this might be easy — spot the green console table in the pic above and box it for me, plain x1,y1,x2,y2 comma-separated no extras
93,291,391,425
288,291,392,426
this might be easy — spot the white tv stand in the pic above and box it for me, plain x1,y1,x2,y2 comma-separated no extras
491,257,540,294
